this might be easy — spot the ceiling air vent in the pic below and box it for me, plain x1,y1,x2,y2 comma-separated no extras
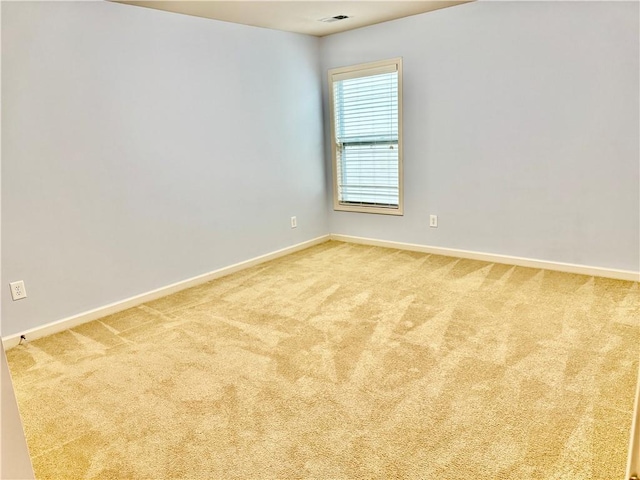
319,15,350,23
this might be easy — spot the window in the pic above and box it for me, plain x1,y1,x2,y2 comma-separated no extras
328,58,403,215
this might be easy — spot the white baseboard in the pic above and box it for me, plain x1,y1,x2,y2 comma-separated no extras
330,234,640,282
4,233,638,350
2,235,330,350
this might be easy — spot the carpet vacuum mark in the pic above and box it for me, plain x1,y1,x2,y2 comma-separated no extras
6,241,640,479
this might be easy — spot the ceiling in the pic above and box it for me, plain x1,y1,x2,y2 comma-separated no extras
113,1,471,37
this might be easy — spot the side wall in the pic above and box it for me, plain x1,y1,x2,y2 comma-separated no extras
321,1,640,273
2,2,327,336
0,343,34,479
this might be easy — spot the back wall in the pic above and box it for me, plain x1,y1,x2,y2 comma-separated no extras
321,1,639,272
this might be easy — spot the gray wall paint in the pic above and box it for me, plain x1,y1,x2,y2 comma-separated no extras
2,2,327,336
322,1,639,272
3,1,639,338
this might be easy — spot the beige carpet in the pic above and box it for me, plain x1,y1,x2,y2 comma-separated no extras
6,240,640,479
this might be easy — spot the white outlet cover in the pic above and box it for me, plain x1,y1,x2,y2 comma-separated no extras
429,215,438,228
9,280,27,301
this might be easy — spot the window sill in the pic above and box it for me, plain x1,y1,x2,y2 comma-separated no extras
334,203,403,216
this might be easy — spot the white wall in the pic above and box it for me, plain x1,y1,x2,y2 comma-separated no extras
321,1,639,272
1,343,34,479
2,1,327,336
3,1,639,338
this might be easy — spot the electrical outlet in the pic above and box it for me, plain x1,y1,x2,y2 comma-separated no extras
9,281,27,301
429,215,438,228
291,216,297,229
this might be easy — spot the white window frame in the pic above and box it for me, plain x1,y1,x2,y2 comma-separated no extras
328,57,403,216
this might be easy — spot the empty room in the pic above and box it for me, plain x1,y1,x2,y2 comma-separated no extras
1,0,639,479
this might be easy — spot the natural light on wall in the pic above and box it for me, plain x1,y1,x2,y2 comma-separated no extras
329,58,403,215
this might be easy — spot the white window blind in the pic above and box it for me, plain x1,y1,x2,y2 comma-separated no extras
330,59,402,214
